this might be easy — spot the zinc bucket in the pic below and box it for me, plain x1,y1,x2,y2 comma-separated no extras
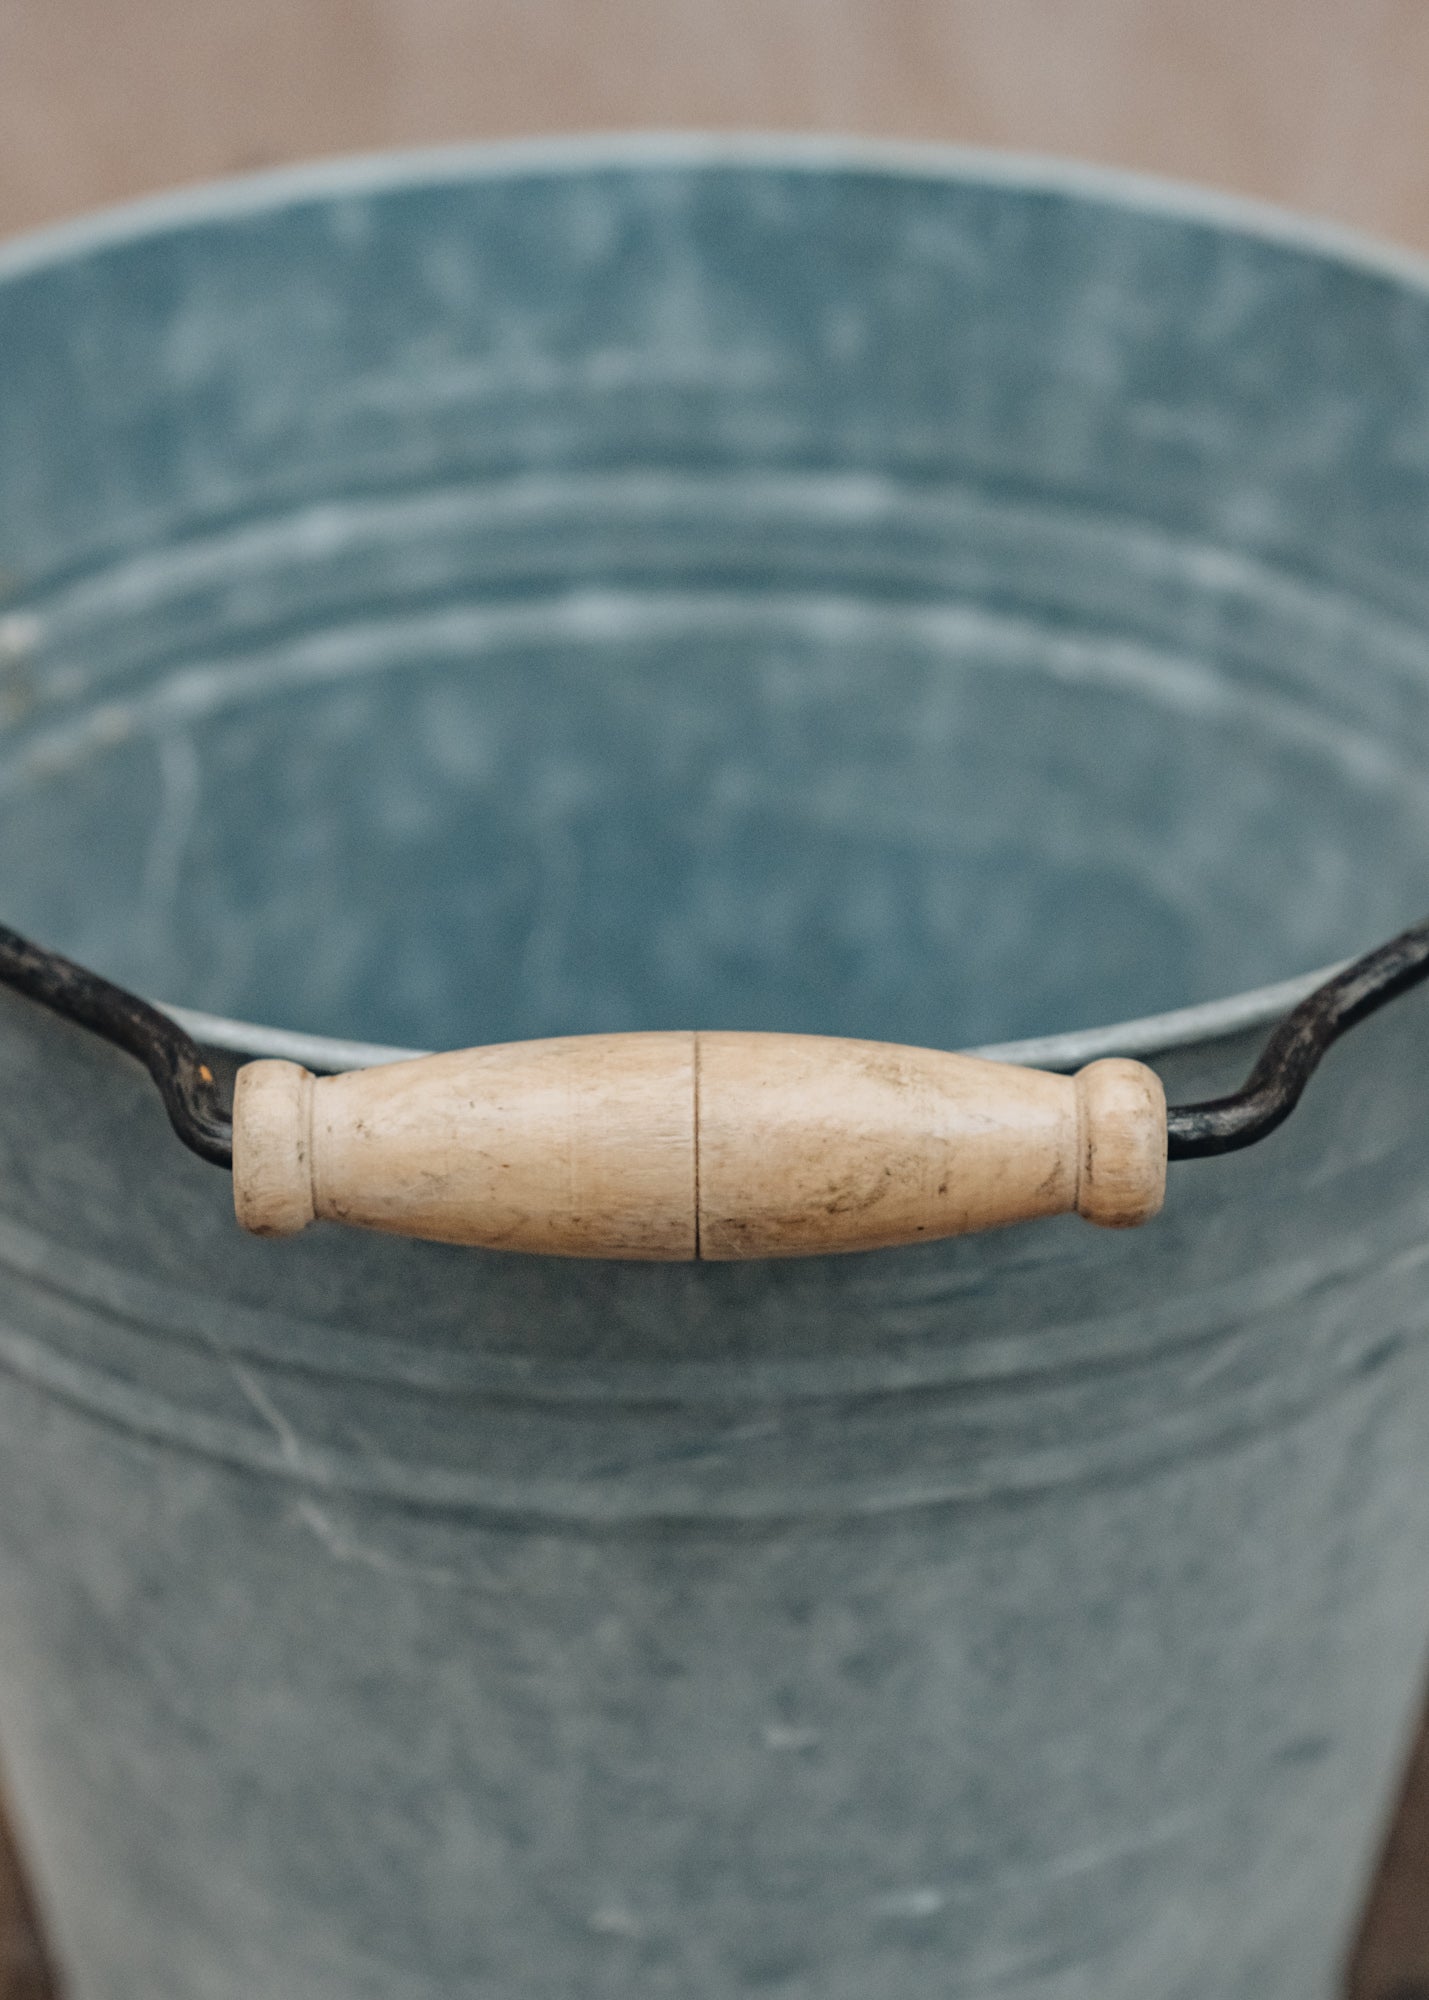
1,139,1429,1999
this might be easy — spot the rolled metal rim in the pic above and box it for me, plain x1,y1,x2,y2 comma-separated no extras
2,130,1419,1073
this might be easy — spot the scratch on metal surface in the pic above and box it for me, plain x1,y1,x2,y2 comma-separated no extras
588,1903,645,1940
138,730,201,959
291,1498,463,1586
763,1722,821,1752
869,1887,947,1920
223,1356,312,1475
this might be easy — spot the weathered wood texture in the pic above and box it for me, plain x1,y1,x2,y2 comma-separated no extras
231,1041,1166,1255
235,1035,701,1256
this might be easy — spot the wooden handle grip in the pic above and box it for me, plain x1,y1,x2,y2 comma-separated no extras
231,1033,1166,1258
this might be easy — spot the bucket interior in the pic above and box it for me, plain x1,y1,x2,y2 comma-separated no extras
3,157,1429,1054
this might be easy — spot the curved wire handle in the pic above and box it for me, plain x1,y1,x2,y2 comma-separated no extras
1165,913,1429,1158
2,913,1429,1177
0,923,233,1167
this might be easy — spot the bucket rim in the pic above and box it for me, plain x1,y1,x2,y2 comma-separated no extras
0,133,1409,1071
7,128,1429,298
160,961,1348,1074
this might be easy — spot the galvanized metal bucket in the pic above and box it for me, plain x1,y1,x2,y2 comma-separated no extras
2,139,1429,2000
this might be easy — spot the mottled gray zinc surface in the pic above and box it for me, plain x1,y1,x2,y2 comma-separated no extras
2,142,1429,2000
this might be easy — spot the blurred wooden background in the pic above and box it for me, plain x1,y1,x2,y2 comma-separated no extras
7,0,1429,251
0,3,1427,1994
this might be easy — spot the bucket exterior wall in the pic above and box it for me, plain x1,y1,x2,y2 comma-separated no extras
0,146,1428,1999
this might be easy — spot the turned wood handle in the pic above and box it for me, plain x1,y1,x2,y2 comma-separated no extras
231,1033,1166,1259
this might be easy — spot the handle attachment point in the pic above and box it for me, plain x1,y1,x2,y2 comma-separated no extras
232,1059,315,1238
1074,1057,1168,1229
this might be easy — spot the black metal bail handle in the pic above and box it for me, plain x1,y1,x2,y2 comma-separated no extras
2,911,1429,1178
1164,912,1429,1157
0,923,233,1167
